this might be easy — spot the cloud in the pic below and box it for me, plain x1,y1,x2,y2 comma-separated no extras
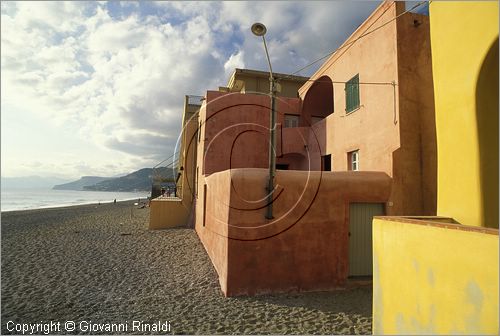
224,51,245,79
1,1,380,177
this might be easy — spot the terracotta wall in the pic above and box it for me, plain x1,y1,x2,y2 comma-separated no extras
297,1,436,216
301,1,400,209
199,91,302,176
197,168,392,296
194,168,231,294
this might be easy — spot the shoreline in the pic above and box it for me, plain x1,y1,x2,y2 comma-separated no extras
1,197,149,214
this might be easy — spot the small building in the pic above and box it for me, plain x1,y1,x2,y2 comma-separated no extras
223,68,308,98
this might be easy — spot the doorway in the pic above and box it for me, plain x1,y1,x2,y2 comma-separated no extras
348,202,385,276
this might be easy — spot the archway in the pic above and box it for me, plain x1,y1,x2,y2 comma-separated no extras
476,37,499,228
302,75,334,126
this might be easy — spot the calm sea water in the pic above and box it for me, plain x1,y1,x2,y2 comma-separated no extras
1,188,150,212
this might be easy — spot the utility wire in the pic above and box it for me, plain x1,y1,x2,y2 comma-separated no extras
304,79,395,85
153,2,429,190
278,1,428,83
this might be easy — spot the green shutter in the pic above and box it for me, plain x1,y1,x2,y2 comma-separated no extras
353,74,359,109
345,74,360,113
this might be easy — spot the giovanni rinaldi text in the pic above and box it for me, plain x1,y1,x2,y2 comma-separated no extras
6,320,172,334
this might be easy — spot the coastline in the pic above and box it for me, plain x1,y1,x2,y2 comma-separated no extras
1,198,146,214
1,188,150,213
2,201,372,335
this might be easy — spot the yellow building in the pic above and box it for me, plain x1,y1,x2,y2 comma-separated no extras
372,1,499,334
223,68,308,98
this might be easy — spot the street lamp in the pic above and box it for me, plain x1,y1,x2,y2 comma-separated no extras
251,22,277,220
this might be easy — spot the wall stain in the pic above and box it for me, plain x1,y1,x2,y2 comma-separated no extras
372,252,384,334
427,268,435,287
465,279,484,333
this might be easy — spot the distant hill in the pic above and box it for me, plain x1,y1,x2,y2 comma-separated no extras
84,167,175,192
53,176,112,191
50,167,175,192
1,176,71,189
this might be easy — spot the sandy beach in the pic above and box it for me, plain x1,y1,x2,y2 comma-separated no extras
1,202,372,335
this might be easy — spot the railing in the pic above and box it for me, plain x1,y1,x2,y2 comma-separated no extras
157,185,182,199
151,151,180,199
187,95,204,106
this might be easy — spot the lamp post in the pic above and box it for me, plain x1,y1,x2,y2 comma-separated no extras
251,22,277,220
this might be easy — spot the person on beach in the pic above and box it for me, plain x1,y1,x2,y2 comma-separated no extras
114,199,116,204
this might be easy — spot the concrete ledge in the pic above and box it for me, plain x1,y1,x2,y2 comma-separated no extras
374,215,499,235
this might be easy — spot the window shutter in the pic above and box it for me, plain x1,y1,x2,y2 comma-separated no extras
345,74,360,113
353,75,359,109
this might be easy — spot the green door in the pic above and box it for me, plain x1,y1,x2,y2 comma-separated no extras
348,203,385,276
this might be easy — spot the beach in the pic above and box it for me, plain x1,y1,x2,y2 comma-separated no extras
1,202,372,335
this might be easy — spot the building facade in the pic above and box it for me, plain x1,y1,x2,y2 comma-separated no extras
373,1,499,334
149,70,308,228
299,0,436,216
188,1,438,296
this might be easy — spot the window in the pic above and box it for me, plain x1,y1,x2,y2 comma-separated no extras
345,74,360,113
311,116,324,125
284,114,299,128
276,164,289,170
195,166,199,198
198,122,202,142
203,184,207,226
322,154,332,171
348,150,359,171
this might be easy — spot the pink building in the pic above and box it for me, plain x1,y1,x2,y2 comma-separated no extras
153,1,437,296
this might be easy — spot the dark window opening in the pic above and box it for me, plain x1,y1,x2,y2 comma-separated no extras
276,164,289,170
198,122,202,142
322,154,332,171
284,114,299,128
203,184,207,227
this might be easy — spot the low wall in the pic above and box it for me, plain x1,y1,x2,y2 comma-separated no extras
197,168,392,296
373,217,499,334
149,198,189,229
194,169,231,294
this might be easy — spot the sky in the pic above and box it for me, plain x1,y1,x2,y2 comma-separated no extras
0,0,395,180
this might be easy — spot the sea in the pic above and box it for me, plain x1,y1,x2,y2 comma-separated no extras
0,188,150,212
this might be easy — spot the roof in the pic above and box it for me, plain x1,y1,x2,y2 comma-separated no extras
227,68,309,88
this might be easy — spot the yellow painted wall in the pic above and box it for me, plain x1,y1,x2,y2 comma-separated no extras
149,198,189,229
430,1,499,228
373,218,499,335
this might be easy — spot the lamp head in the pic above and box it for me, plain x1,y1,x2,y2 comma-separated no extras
251,22,267,36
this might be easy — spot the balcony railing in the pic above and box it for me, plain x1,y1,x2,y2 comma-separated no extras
187,95,204,106
151,152,179,199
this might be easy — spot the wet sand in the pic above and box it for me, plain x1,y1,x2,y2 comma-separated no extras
1,201,372,334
